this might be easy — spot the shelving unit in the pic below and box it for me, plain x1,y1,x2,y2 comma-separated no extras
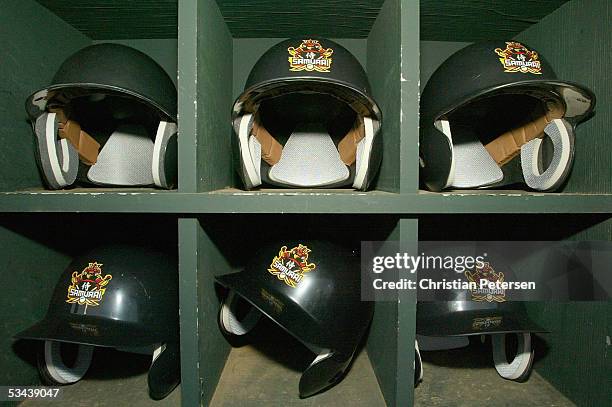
0,1,609,407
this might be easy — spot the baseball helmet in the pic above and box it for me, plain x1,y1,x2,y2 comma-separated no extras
215,241,374,397
14,244,180,400
417,293,545,382
420,41,595,191
26,43,178,189
232,38,382,190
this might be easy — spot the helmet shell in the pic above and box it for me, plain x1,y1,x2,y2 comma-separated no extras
15,244,178,348
26,43,177,121
233,38,381,121
216,241,373,356
420,41,595,191
417,301,546,336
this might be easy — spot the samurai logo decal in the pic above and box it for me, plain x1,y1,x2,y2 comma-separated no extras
495,42,542,74
66,262,112,306
268,244,316,288
288,39,334,72
465,262,506,303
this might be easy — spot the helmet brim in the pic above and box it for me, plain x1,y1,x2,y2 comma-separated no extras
233,78,382,122
417,307,547,336
436,79,595,124
215,271,321,345
26,83,176,121
14,314,167,348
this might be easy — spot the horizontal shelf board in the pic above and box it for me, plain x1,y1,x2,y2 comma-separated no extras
1,189,611,214
209,187,396,196
210,346,385,406
415,342,574,406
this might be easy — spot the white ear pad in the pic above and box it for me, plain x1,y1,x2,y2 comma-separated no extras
237,114,261,189
248,135,262,180
219,291,262,336
41,340,94,384
492,333,534,381
152,121,178,189
353,117,376,190
34,113,79,189
87,124,154,186
520,118,574,191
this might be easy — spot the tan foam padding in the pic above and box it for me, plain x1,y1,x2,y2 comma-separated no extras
485,100,565,166
48,107,100,165
252,114,283,165
338,117,365,166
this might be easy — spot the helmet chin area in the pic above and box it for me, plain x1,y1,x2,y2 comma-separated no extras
33,93,177,189
235,92,378,189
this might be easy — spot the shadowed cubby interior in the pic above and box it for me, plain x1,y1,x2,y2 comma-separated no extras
0,2,609,407
0,0,178,193
192,214,416,406
0,213,178,405
418,213,611,406
188,0,409,194
419,0,611,195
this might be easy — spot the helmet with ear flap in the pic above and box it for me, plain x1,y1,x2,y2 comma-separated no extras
420,41,595,192
26,43,178,189
232,38,383,190
14,244,180,399
215,240,374,398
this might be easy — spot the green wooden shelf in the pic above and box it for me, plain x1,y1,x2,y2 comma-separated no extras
1,189,611,214
1,2,609,407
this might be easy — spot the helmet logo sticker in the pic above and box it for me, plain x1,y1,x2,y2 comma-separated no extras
66,262,113,306
494,42,542,74
268,244,317,288
472,316,503,331
465,262,506,303
288,39,334,73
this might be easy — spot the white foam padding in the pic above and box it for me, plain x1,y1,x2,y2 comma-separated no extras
87,124,154,186
220,291,262,336
449,123,503,188
492,333,534,381
43,340,93,384
520,118,574,191
269,123,349,187
248,135,262,180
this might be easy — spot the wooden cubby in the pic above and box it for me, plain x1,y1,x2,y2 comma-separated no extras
0,1,609,406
